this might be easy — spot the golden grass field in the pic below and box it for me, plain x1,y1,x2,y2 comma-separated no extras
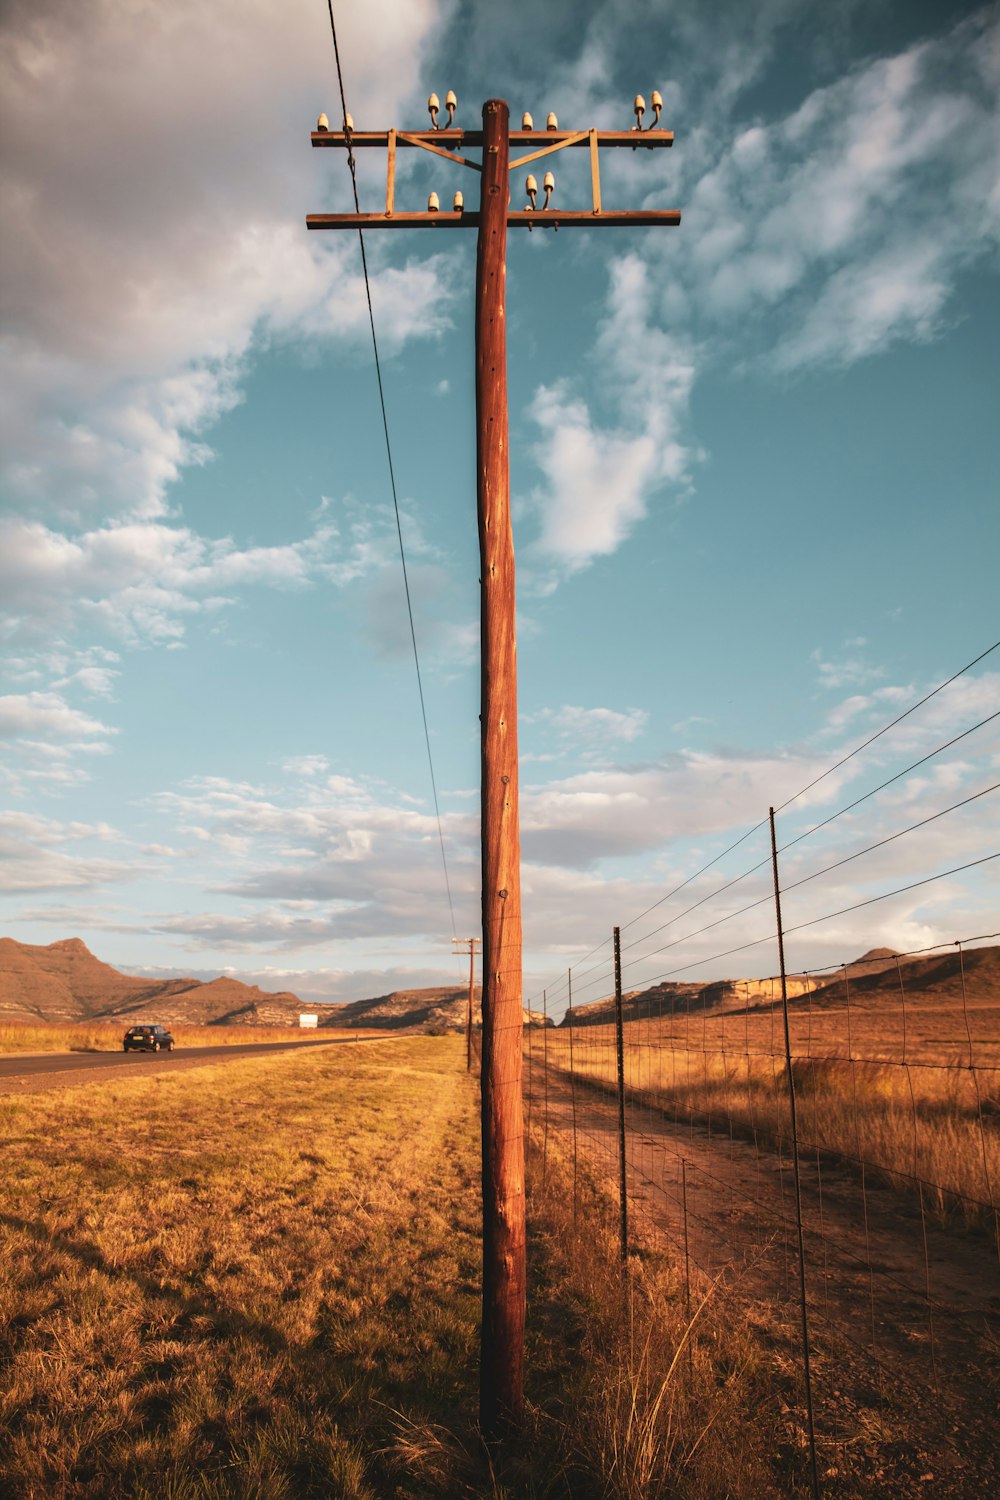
0,1021,370,1054
537,997,1000,1227
0,1036,795,1499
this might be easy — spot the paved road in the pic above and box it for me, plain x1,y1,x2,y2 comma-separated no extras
0,1036,375,1088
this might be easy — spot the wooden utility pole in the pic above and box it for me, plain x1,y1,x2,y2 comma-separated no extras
452,935,481,1070
307,91,679,1438
474,98,525,1433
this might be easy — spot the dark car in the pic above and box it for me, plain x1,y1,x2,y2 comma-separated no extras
123,1024,175,1053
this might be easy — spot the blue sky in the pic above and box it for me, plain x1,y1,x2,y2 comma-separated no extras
1,0,998,1010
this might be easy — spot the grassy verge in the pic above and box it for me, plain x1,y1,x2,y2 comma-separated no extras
0,1021,366,1054
520,1135,801,1500
0,1037,791,1498
1,1038,487,1497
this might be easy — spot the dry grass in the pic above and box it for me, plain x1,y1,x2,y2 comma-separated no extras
522,1134,800,1499
0,1020,366,1054
543,1001,1000,1227
0,1035,798,1499
0,1038,485,1498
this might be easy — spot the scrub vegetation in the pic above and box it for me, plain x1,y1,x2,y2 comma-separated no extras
543,1002,1000,1227
0,1037,789,1498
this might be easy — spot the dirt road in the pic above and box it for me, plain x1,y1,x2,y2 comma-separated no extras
528,1059,999,1498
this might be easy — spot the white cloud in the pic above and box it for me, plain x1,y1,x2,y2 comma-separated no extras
0,498,420,647
282,755,331,778
0,809,132,891
0,691,114,743
532,704,649,746
524,8,999,580
527,255,698,575
0,0,453,520
678,9,1000,368
811,646,887,691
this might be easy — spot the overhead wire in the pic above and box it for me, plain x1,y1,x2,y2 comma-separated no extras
618,781,1000,978
527,641,999,1005
619,712,1000,961
324,1,456,938
634,853,1000,989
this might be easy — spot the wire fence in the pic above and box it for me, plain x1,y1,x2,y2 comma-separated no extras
508,655,1000,1494
521,925,999,1492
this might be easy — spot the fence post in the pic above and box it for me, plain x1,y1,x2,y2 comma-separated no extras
526,1010,533,1137
542,987,549,1180
681,1157,693,1377
769,808,820,1500
568,968,578,1229
613,926,629,1274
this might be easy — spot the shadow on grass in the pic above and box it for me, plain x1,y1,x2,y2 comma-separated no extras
1,1210,290,1355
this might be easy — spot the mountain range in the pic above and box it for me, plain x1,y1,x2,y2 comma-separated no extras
562,944,1000,1026
0,937,492,1033
2,937,995,1036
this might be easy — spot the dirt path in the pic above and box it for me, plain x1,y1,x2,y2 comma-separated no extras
527,1059,999,1498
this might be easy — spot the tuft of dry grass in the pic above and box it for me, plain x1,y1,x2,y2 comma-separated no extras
520,1134,797,1500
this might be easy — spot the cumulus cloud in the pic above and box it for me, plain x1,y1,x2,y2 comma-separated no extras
0,497,423,647
0,0,453,521
0,809,132,891
677,8,1000,367
0,691,114,743
527,255,698,576
524,8,998,578
530,704,650,750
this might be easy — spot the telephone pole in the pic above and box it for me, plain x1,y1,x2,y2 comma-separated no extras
452,935,481,1070
308,91,679,1438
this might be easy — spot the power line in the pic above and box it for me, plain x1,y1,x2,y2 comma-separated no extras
619,781,1000,978
635,852,1000,988
324,1,456,937
632,643,1000,939
774,639,999,815
528,640,1000,1006
620,710,1000,962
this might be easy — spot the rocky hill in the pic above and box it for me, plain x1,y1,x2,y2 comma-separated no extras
563,972,820,1028
796,943,1000,1010
0,938,326,1028
321,985,549,1033
324,985,478,1033
561,944,1000,1025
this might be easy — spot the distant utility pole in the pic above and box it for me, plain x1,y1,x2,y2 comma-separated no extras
452,935,481,1070
308,91,679,1438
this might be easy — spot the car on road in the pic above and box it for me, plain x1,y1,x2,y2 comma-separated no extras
123,1024,175,1053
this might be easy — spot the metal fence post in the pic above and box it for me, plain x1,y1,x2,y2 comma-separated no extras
769,807,820,1500
614,926,629,1274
